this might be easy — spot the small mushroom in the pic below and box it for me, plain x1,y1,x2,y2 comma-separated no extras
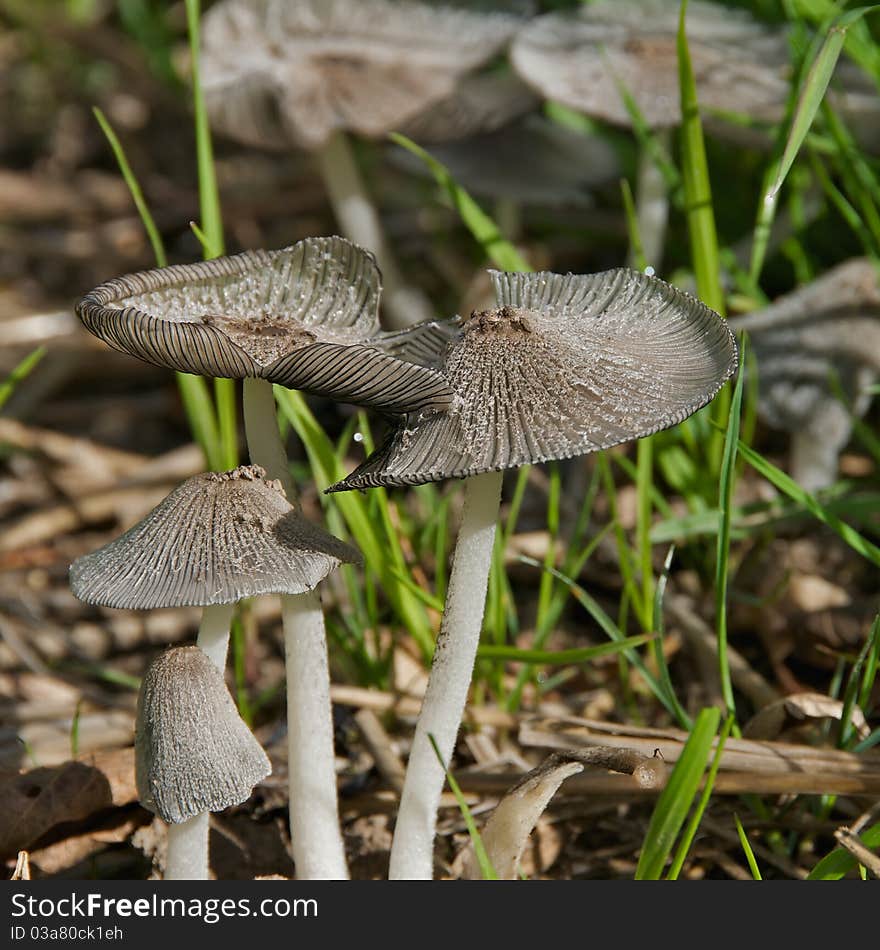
201,0,526,327
734,258,880,492
136,645,272,879
330,267,737,879
71,464,361,880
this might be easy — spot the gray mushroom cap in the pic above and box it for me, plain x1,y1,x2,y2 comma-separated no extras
75,236,453,417
734,258,880,433
136,645,272,823
328,268,738,491
510,0,790,131
391,114,620,206
201,0,525,151
70,464,361,609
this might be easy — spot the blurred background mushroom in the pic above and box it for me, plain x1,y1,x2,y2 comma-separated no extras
734,258,880,493
200,0,528,328
136,645,271,880
331,266,737,879
70,464,361,879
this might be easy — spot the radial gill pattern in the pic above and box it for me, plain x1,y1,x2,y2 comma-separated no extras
136,646,271,823
75,236,453,416
329,268,738,491
70,465,360,609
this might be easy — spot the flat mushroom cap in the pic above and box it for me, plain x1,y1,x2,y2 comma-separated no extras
70,465,361,609
510,0,790,130
136,646,271,823
202,0,525,151
329,268,738,490
76,236,453,416
735,258,880,432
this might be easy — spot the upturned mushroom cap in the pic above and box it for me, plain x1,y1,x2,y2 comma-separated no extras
202,0,525,151
70,465,361,609
136,645,271,823
328,268,737,490
735,258,880,433
76,236,453,416
511,0,790,131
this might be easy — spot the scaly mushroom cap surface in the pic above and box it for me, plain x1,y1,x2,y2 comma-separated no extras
202,0,525,151
76,236,453,416
511,0,790,130
735,258,880,432
329,268,737,490
70,465,361,609
136,646,271,823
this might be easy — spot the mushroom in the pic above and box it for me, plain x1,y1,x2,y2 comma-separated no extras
76,236,453,497
510,0,791,269
71,464,361,879
200,0,526,327
329,266,738,879
734,258,880,492
136,645,272,880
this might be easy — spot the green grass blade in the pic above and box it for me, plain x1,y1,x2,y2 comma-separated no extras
652,546,691,730
274,387,435,660
0,346,45,411
92,106,167,267
677,0,724,317
390,132,530,272
477,633,655,666
807,821,880,879
734,814,763,880
858,614,880,711
769,6,880,203
666,714,734,879
635,706,722,880
715,338,746,718
428,734,497,880
736,439,880,569
184,0,224,259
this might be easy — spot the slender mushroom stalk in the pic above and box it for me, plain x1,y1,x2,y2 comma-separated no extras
388,469,502,878
330,267,738,879
70,466,360,880
200,0,525,328
196,603,236,670
136,646,272,880
734,257,880,491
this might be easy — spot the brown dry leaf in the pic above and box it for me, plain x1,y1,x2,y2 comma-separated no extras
788,574,851,612
743,692,869,742
0,747,136,858
28,814,145,875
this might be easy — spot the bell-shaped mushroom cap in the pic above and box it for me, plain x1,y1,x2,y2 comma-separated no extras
329,268,737,490
70,465,361,609
76,236,453,416
391,114,620,206
201,0,526,151
136,646,271,823
510,0,790,131
735,258,880,433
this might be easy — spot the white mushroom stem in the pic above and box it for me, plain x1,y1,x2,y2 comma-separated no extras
165,814,209,881
163,603,236,880
243,378,296,500
281,590,349,879
242,395,349,880
389,469,504,880
195,601,235,671
632,131,671,271
316,130,434,330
